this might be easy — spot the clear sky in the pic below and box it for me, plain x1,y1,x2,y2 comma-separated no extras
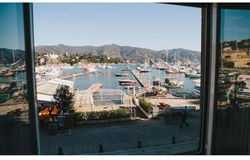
220,9,250,42
33,3,202,51
0,3,25,50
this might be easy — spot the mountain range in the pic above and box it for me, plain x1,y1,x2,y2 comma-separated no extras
35,44,201,64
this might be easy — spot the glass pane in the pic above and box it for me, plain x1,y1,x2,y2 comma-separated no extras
214,9,250,154
34,3,202,155
0,3,33,154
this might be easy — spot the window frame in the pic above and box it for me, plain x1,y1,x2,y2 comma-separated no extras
210,3,250,155
23,3,40,155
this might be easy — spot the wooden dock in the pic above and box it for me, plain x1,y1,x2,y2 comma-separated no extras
131,70,152,88
61,71,91,80
85,83,102,93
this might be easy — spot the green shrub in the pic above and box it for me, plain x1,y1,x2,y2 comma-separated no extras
75,109,130,121
139,99,153,114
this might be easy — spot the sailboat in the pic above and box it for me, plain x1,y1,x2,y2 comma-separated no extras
136,55,151,73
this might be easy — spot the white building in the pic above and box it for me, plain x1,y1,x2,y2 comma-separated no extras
36,78,74,107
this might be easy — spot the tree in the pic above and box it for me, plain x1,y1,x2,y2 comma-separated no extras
53,85,74,114
139,99,153,113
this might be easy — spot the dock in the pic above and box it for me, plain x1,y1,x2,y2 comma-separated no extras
85,83,102,93
74,83,103,112
131,70,152,88
61,71,91,80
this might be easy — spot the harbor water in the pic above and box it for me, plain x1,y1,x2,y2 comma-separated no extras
62,64,197,93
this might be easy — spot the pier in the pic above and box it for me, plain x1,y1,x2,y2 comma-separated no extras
86,83,102,93
61,71,92,80
131,70,152,89
75,84,104,112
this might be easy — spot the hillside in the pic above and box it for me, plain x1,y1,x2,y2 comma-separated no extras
35,44,201,64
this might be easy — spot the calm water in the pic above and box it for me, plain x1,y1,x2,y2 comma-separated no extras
62,64,196,93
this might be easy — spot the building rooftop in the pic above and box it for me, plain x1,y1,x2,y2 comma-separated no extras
36,78,74,102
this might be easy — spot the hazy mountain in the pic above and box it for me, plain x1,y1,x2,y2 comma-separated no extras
35,44,201,64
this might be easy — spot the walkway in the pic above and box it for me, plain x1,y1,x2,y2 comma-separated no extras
61,71,91,80
131,70,152,89
40,117,199,155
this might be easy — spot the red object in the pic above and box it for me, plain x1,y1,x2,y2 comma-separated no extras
159,102,171,107
118,80,136,85
39,106,58,120
5,72,13,76
83,68,88,71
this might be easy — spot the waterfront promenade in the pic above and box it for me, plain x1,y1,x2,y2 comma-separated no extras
40,117,199,155
145,94,200,110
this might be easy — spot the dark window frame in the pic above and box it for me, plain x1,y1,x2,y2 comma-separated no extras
23,3,40,155
211,3,250,154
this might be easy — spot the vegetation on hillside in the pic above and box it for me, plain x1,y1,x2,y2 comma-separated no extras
35,52,123,65
35,44,201,64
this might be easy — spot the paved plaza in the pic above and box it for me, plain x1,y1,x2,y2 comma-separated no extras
40,115,199,155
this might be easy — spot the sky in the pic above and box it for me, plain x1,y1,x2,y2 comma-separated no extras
33,3,202,51
220,9,250,42
0,3,25,50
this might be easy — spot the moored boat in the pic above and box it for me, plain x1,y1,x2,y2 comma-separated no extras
165,68,178,74
118,79,136,85
161,78,184,89
115,72,130,77
136,66,151,73
123,86,140,90
189,73,201,78
5,72,14,77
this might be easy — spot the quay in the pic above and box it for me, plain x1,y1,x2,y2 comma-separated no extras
61,71,92,80
75,83,103,112
131,70,152,88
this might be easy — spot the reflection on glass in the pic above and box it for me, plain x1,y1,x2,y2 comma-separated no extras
34,3,201,154
214,9,250,154
0,3,32,154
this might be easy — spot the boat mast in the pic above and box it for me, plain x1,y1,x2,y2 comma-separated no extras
12,49,15,63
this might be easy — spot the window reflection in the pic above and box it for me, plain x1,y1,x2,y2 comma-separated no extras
214,9,250,154
0,3,32,154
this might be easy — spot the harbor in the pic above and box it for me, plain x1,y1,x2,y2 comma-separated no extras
34,63,201,114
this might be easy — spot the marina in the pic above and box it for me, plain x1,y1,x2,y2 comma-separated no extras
0,60,202,113
33,63,201,114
